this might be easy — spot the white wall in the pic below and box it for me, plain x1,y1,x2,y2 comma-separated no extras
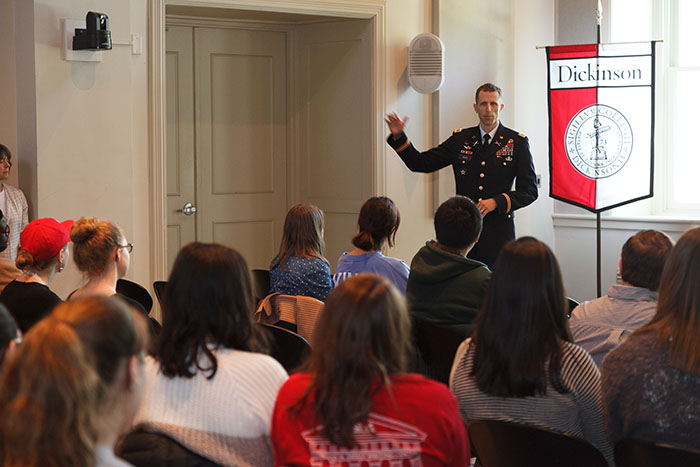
1,0,561,300
29,0,151,299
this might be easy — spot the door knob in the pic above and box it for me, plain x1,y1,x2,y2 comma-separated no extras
178,202,197,216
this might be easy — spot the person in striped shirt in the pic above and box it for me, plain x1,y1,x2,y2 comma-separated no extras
450,237,613,465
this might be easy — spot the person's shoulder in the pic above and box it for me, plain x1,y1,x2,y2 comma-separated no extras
498,124,526,138
452,126,480,137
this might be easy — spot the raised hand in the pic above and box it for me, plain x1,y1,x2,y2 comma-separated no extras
385,113,409,137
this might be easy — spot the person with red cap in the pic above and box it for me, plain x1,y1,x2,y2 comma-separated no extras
0,217,73,332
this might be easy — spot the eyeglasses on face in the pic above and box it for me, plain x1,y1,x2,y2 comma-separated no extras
118,243,134,253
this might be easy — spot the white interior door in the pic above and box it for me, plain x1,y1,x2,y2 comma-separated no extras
294,19,373,270
194,27,288,270
165,26,196,271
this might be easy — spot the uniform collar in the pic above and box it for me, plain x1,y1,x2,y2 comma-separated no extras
479,122,500,141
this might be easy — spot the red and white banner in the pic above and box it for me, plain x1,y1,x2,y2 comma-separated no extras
547,42,656,212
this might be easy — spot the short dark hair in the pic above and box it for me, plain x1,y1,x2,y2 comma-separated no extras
352,196,400,251
434,196,482,250
475,83,503,103
154,242,268,379
621,230,673,291
0,144,11,161
471,237,570,397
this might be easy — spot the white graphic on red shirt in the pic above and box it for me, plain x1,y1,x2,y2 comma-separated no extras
301,413,428,466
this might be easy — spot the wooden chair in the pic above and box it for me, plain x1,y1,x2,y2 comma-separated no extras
411,318,466,385
116,278,154,313
251,269,270,304
614,439,700,467
467,420,608,467
258,323,310,373
152,280,167,307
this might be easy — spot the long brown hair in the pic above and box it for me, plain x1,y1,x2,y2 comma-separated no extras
470,237,572,397
272,204,327,270
0,296,148,467
296,274,412,448
639,227,700,374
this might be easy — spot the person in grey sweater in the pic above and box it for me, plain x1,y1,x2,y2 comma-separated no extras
602,227,700,451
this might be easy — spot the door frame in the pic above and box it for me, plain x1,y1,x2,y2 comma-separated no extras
147,0,387,280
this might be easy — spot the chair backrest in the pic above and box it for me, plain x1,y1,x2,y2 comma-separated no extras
255,293,323,346
118,427,220,467
258,323,310,372
566,296,580,317
152,280,167,307
117,279,154,313
615,439,700,467
251,269,270,304
412,318,466,385
467,420,608,467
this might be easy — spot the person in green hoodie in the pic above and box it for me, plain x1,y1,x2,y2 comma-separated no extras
406,195,490,337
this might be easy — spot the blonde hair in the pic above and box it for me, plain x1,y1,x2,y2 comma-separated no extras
70,217,123,277
272,205,327,270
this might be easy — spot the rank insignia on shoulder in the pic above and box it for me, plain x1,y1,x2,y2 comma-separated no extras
453,128,464,134
517,132,527,138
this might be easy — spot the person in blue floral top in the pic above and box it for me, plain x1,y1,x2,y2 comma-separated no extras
270,205,332,301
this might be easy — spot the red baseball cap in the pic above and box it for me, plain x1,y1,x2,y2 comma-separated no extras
19,218,74,262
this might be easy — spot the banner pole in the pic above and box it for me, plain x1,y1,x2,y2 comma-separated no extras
596,2,602,298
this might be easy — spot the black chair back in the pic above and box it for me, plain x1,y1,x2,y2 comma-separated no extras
252,269,270,303
118,428,219,467
615,439,700,467
566,296,580,317
467,420,608,467
116,279,153,313
153,280,167,307
258,323,310,373
412,318,466,385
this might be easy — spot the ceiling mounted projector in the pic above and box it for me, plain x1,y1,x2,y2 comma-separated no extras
408,33,444,94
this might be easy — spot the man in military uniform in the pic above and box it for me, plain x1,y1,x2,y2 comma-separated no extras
386,83,538,267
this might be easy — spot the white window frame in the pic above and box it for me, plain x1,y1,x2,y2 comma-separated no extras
603,0,700,218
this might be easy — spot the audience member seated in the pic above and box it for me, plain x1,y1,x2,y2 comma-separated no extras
124,242,288,466
270,205,332,301
0,209,20,292
570,230,673,366
0,144,28,262
0,218,72,332
69,217,159,334
450,237,612,464
0,295,149,467
272,274,469,466
602,227,700,450
406,195,490,336
0,304,19,368
333,196,410,293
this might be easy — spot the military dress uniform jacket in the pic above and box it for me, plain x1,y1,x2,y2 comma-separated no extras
387,124,538,262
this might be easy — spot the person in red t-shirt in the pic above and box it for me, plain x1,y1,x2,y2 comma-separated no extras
271,273,469,466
